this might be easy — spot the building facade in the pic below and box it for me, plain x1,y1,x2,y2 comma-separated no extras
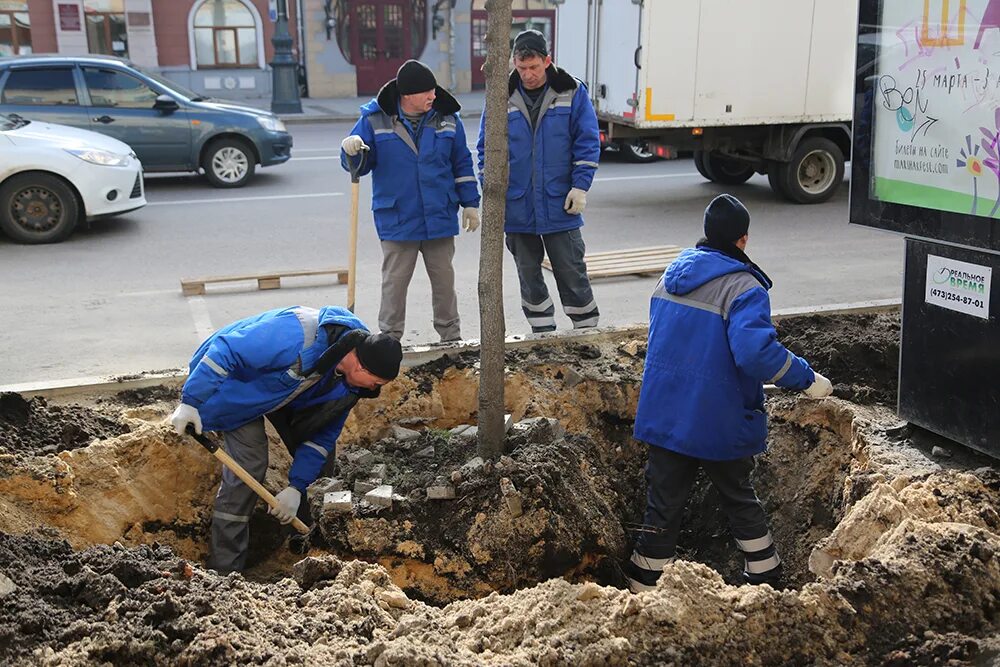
2,0,570,100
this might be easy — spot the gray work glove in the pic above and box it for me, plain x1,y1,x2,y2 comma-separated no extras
341,135,369,156
564,187,587,215
803,371,833,398
169,403,202,435
462,207,480,232
269,487,301,525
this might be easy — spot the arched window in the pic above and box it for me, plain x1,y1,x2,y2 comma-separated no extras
84,0,126,57
0,1,31,57
192,0,261,69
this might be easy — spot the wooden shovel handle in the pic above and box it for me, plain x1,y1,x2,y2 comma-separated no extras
187,426,310,534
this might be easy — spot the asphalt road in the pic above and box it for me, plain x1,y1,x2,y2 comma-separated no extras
0,121,903,386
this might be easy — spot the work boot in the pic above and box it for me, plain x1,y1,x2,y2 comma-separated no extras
624,551,672,593
744,562,783,588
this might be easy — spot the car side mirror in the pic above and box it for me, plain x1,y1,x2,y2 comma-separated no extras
154,94,179,112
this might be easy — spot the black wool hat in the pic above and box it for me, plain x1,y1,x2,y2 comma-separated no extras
703,194,751,244
513,29,548,57
356,333,403,380
396,60,437,95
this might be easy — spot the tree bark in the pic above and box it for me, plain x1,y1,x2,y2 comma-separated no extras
477,0,512,459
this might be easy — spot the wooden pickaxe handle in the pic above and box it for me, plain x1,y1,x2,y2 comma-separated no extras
186,426,310,535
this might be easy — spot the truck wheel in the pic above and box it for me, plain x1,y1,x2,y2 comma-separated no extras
703,152,755,185
0,173,79,244
203,137,256,188
693,150,713,180
766,161,789,199
779,137,844,204
618,139,658,164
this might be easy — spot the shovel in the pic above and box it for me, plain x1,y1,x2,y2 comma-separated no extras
345,147,369,313
186,425,310,535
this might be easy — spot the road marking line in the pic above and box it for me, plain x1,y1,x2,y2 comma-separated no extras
146,192,344,206
293,147,341,152
116,288,177,298
187,296,215,341
593,172,701,183
290,156,340,161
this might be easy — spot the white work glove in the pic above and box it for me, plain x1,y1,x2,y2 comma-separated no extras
341,135,369,156
269,487,301,525
462,207,480,232
169,403,202,435
564,187,587,215
803,371,833,398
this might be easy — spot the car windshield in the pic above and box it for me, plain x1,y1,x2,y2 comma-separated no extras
0,113,30,131
131,65,206,102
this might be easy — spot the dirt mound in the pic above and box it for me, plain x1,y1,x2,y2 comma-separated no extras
314,419,645,603
775,311,900,405
0,393,131,456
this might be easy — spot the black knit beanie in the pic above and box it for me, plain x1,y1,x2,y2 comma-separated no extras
703,194,750,244
512,29,548,57
396,60,437,95
356,333,402,380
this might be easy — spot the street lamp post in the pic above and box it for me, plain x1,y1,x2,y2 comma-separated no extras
271,0,302,114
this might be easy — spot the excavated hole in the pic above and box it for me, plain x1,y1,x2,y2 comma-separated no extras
9,309,1000,665
0,311,903,611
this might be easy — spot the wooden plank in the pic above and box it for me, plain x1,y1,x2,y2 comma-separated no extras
542,245,682,279
583,253,681,268
581,246,682,260
180,267,349,296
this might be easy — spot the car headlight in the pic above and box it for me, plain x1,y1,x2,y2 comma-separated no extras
65,149,130,167
257,115,287,133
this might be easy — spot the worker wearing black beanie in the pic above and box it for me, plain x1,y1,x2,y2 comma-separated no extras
625,194,833,594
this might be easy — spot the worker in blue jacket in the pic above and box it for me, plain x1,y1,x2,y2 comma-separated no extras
341,60,480,343
169,306,402,573
477,30,602,333
626,195,833,593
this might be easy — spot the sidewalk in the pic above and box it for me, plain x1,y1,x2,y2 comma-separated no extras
244,92,486,124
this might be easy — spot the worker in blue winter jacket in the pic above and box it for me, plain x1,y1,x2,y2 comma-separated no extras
341,60,480,343
477,29,602,333
625,195,833,593
169,306,402,573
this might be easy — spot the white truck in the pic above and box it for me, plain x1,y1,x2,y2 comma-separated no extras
581,0,857,203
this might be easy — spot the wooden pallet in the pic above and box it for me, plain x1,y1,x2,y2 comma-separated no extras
181,267,349,296
543,245,683,279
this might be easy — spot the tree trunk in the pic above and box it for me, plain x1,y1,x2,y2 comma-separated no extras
477,0,512,459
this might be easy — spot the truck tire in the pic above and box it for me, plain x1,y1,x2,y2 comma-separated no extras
779,137,844,204
618,139,658,164
693,150,713,180
203,137,256,188
703,152,756,185
766,160,789,199
0,172,79,244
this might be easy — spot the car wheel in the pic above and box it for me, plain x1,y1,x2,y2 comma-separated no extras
203,138,256,188
703,152,756,185
618,139,658,163
0,173,79,244
779,137,845,204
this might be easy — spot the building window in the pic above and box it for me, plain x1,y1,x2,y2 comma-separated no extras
0,1,31,56
193,0,259,68
84,0,127,57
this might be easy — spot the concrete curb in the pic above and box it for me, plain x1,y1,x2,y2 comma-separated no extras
0,299,901,399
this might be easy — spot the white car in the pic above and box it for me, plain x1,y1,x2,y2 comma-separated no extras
0,112,145,243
